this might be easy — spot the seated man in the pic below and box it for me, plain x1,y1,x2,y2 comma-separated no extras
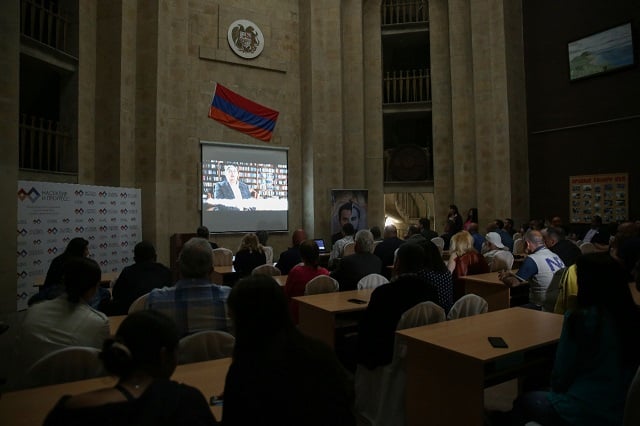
500,230,565,310
482,231,509,269
197,225,218,249
109,241,173,315
356,243,438,370
418,217,439,241
581,215,611,250
275,229,307,275
543,226,581,267
328,223,356,270
146,237,231,336
373,224,405,279
331,230,382,292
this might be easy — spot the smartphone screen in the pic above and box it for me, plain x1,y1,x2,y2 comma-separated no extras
488,336,508,348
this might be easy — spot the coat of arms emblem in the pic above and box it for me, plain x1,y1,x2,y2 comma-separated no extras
227,20,264,59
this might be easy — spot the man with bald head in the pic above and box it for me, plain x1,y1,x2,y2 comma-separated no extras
275,229,307,275
373,224,405,278
499,230,565,309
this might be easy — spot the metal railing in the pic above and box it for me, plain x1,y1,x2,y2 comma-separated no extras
19,114,73,172
382,0,429,26
20,0,70,52
384,69,431,104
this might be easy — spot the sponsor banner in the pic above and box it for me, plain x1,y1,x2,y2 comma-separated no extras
16,181,141,310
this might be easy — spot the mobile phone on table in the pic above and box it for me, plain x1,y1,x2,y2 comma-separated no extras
347,298,367,304
488,336,508,348
210,395,224,406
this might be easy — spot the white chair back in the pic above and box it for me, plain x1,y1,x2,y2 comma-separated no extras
490,250,515,272
542,267,568,313
398,301,446,330
513,238,525,255
128,292,149,314
357,273,389,290
431,237,445,254
251,264,281,277
262,246,274,264
177,330,235,364
579,242,596,254
25,346,105,387
304,275,339,295
447,294,488,320
342,242,356,257
212,248,233,266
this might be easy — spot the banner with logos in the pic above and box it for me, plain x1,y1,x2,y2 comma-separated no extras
16,181,141,311
569,173,628,224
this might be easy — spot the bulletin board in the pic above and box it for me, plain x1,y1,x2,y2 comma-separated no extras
569,173,628,224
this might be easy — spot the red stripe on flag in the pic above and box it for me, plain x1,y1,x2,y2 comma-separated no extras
209,107,274,142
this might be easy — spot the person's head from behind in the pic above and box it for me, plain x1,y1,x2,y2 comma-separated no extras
591,215,603,229
494,219,505,230
354,229,374,253
417,240,447,273
342,222,355,237
224,164,239,184
504,218,514,231
64,257,101,303
196,226,210,239
256,230,269,246
468,222,479,234
299,239,320,267
575,253,631,311
485,232,505,250
543,227,565,249
134,241,157,263
551,216,563,228
524,230,545,253
101,310,179,380
418,217,430,231
64,237,89,258
449,231,475,257
370,226,381,240
406,225,420,237
383,224,398,239
239,233,260,253
394,243,425,275
179,237,213,279
292,228,307,247
227,275,295,353
338,201,360,231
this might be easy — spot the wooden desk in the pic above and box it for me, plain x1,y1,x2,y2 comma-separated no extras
210,265,237,286
108,314,127,335
398,308,563,426
460,270,519,312
0,357,231,426
294,289,373,348
273,275,287,286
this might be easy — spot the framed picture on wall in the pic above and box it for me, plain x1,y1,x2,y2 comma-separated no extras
568,22,635,81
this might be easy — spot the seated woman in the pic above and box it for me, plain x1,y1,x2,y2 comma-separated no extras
447,231,489,300
44,310,217,426
233,233,266,277
512,253,640,426
222,275,355,426
284,239,330,323
417,240,454,313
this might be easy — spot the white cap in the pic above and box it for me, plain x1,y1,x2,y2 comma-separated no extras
486,232,505,249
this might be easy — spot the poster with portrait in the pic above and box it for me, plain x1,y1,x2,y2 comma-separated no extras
330,189,368,239
569,173,628,224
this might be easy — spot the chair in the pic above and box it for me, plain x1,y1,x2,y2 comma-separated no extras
25,346,105,387
177,330,235,364
431,237,445,254
251,264,281,277
447,294,488,320
542,267,567,313
212,247,233,266
579,242,596,254
262,246,274,264
357,273,389,290
513,238,525,255
490,250,515,272
355,301,445,426
342,242,356,257
304,275,339,295
128,292,149,314
624,366,640,426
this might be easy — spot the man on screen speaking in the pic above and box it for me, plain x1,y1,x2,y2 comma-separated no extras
214,164,252,200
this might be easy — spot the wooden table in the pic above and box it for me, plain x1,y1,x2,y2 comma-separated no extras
460,270,519,312
294,289,373,348
273,275,287,286
210,265,238,286
108,314,127,335
0,357,231,426
397,308,563,426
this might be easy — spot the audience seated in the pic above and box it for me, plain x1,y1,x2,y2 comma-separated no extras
284,240,330,323
255,230,273,264
492,219,514,251
146,238,231,336
275,229,307,275
500,230,565,310
418,217,439,241
107,241,172,315
329,223,356,269
43,310,217,426
14,257,110,383
416,240,454,313
233,233,266,277
222,275,355,425
196,225,218,249
369,226,382,242
439,220,454,250
405,224,426,243
468,222,485,253
511,253,640,426
543,226,581,267
373,224,405,279
482,232,510,270
356,243,438,370
331,230,382,292
581,215,610,250
447,231,489,300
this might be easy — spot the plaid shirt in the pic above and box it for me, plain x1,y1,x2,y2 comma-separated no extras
146,278,232,336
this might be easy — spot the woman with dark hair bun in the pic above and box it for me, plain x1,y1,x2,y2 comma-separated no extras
222,275,355,426
44,310,217,426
